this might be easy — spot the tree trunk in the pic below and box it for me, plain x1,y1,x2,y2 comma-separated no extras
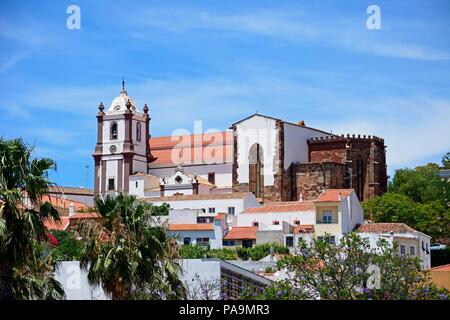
0,261,13,300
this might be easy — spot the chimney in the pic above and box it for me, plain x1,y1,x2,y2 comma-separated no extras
69,202,75,217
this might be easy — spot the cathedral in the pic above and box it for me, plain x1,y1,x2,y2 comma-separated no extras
93,83,387,203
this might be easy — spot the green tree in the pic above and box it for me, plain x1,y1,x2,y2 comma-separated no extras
0,138,62,300
12,241,65,300
249,234,449,300
442,152,450,169
80,193,186,300
388,163,449,205
50,230,84,261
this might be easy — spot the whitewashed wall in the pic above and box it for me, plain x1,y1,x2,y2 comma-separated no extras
235,115,277,186
237,211,315,229
283,123,331,169
149,163,232,188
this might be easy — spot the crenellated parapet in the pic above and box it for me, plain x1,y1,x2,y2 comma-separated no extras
307,134,385,145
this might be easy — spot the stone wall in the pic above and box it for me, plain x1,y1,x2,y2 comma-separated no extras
307,135,387,201
291,162,346,201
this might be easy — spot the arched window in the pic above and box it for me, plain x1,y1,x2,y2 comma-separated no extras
248,143,264,198
110,122,118,140
136,122,141,142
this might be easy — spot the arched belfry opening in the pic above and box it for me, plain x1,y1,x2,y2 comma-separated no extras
249,143,264,198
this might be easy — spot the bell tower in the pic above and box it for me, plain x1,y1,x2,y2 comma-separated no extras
93,81,152,195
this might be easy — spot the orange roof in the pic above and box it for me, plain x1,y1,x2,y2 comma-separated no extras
44,217,70,231
243,201,314,213
224,226,257,240
315,189,353,202
293,224,315,234
41,195,89,212
430,264,450,272
169,223,214,231
357,223,417,234
149,131,233,166
69,212,101,220
215,213,226,220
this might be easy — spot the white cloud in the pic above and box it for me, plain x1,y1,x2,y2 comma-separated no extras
128,7,450,61
315,97,450,170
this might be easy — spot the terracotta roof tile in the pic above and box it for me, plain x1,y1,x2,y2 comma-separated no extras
69,212,101,220
169,223,214,231
47,186,93,196
44,217,70,231
243,201,314,213
430,264,450,271
357,223,417,234
293,224,315,234
315,189,353,202
42,195,89,212
149,131,233,166
224,226,257,240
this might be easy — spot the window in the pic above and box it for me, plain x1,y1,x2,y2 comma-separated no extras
318,236,335,244
110,122,118,140
183,237,191,245
322,211,333,224
410,246,416,256
252,221,259,227
136,122,141,141
422,241,425,251
273,220,280,225
293,220,300,225
108,178,115,191
196,238,209,246
208,172,215,185
223,240,235,246
400,245,406,255
208,207,216,214
227,207,235,215
285,236,294,247
135,181,138,188
197,217,207,223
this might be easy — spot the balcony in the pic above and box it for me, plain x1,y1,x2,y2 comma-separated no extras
316,218,338,224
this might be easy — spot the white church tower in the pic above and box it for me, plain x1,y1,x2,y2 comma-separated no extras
93,81,152,195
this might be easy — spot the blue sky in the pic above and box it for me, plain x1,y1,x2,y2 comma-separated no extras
0,0,449,188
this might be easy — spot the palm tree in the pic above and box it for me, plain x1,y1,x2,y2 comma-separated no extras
80,193,186,300
0,138,62,300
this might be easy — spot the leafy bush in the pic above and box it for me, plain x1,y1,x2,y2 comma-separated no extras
179,245,239,260
50,230,83,261
237,243,289,261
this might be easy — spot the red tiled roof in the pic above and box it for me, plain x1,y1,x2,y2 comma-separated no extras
169,223,214,231
293,224,315,234
224,226,257,240
315,189,353,202
69,212,101,220
44,217,70,231
357,223,417,234
149,131,233,166
243,201,314,213
42,195,89,212
48,186,93,196
430,264,450,272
